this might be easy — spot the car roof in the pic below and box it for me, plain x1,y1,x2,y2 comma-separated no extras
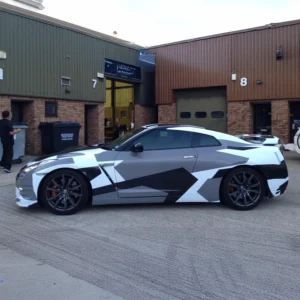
141,123,250,144
141,123,205,129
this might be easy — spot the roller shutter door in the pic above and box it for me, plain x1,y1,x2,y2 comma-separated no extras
176,87,227,133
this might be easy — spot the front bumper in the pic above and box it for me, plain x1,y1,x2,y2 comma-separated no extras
15,187,38,208
15,164,39,208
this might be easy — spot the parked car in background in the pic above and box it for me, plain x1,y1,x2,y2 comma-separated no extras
294,127,300,154
281,120,300,155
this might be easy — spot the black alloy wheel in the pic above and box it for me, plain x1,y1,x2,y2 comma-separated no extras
221,167,265,210
40,170,89,215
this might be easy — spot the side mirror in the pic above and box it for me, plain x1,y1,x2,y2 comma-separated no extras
131,143,144,153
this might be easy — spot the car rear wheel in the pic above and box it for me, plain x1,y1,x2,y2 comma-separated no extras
40,169,89,215
221,167,265,210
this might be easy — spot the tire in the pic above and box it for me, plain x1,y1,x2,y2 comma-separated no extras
220,167,266,211
39,169,89,215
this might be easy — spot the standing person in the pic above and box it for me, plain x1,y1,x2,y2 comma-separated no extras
0,111,22,173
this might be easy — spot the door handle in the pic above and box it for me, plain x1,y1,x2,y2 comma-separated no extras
184,156,196,159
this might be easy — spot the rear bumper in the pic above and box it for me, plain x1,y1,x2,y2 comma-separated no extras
266,177,289,198
256,158,289,198
278,180,288,194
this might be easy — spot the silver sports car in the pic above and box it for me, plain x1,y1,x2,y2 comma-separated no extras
16,124,289,215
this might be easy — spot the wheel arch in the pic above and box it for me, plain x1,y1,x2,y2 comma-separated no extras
37,167,93,206
218,165,271,201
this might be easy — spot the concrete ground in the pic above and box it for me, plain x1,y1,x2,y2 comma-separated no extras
0,152,300,300
0,156,36,187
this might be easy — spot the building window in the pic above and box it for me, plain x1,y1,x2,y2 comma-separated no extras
121,111,127,118
45,101,58,117
180,112,191,119
61,76,71,86
211,111,224,118
195,111,207,118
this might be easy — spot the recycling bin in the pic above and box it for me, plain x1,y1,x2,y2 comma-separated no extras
39,121,81,154
13,123,28,163
0,123,28,164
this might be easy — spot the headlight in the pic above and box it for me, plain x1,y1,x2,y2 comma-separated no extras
23,159,57,173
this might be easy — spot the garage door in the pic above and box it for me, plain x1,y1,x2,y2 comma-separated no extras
176,87,227,133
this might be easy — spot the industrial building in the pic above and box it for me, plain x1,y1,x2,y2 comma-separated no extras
1,1,300,156
0,2,155,155
148,20,300,144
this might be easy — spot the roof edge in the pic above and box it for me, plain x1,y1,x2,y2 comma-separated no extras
147,18,300,49
0,2,144,50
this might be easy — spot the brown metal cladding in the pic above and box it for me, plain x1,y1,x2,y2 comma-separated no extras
149,23,300,104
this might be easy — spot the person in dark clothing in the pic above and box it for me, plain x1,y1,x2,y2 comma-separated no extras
0,111,22,173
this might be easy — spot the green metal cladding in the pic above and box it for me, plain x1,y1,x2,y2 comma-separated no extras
0,7,153,105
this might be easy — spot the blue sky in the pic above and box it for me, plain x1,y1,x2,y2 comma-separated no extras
2,0,300,46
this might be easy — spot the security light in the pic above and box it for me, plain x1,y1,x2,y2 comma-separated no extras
13,0,45,10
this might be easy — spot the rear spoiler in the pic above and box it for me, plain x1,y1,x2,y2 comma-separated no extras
235,134,281,146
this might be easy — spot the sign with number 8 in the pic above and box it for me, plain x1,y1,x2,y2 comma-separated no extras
240,77,247,87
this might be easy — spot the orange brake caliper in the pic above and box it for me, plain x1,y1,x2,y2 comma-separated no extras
229,180,235,193
52,185,57,198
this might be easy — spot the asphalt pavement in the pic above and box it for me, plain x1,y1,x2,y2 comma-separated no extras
0,152,300,300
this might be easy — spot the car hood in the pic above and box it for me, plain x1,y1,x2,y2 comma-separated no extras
29,144,106,164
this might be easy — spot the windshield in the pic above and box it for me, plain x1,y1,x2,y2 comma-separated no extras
101,127,146,150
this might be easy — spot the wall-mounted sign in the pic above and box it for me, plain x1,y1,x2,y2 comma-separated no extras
104,58,141,82
0,68,3,80
0,51,7,60
138,49,156,72
240,77,248,87
14,0,45,10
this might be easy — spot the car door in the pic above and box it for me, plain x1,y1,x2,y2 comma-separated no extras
113,127,198,204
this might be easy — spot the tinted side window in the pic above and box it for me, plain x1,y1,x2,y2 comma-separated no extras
136,129,193,150
192,133,221,147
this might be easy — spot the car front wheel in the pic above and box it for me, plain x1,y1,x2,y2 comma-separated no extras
40,169,89,215
221,167,265,210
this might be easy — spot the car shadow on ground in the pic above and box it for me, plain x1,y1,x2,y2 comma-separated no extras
22,196,285,216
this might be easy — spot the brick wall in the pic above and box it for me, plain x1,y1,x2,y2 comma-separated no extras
226,100,290,143
227,101,253,135
134,104,156,128
271,100,289,144
0,96,104,155
22,99,86,155
158,104,176,124
86,104,104,145
22,101,38,155
157,101,291,144
0,96,10,112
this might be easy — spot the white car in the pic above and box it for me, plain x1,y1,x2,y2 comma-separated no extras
15,124,289,215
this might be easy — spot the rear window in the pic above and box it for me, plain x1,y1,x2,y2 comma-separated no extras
192,133,221,147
